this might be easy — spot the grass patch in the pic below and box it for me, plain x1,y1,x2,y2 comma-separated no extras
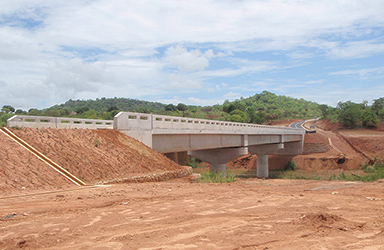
269,170,323,180
267,168,384,182
195,171,235,183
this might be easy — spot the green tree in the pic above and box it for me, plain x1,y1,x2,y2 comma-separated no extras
372,97,384,121
28,108,40,116
229,114,244,123
107,105,119,112
361,109,378,127
254,111,267,124
229,109,246,121
1,105,15,113
164,104,177,112
320,105,328,117
177,103,187,116
0,113,13,127
15,109,26,114
76,107,89,114
337,101,363,128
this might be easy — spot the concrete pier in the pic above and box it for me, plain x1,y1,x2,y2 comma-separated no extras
189,147,248,174
248,143,284,178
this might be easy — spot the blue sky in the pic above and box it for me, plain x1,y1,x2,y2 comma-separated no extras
1,0,383,110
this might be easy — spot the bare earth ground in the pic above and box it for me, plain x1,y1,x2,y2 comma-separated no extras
1,179,384,249
1,121,384,249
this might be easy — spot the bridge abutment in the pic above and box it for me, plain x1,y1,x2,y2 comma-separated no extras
189,147,248,174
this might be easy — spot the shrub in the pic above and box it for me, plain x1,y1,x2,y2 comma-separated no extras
284,160,297,171
185,157,202,168
362,164,375,173
375,162,384,170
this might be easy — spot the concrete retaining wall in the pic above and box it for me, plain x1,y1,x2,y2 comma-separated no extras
7,115,113,130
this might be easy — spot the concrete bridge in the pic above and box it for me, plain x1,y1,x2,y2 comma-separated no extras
114,112,305,178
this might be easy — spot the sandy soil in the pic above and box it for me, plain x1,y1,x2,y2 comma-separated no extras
1,178,384,249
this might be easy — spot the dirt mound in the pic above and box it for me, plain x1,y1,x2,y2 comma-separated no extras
300,212,361,232
302,213,343,227
1,128,186,196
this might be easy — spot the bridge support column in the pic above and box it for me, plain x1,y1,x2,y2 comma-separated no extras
248,143,284,178
189,147,248,174
256,154,269,179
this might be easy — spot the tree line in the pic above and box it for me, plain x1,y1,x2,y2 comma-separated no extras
1,92,384,128
319,97,384,128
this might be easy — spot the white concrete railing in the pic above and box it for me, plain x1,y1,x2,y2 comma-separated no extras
7,115,113,129
114,112,303,135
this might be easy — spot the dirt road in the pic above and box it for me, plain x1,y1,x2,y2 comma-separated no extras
1,178,384,249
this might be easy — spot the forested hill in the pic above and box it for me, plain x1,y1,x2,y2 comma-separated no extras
1,91,323,125
52,97,166,113
2,91,383,128
224,91,320,123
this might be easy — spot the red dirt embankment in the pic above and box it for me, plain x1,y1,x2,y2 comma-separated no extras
1,128,186,196
295,119,384,170
230,119,384,171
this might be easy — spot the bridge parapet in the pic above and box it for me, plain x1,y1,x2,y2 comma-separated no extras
114,112,303,135
7,115,113,129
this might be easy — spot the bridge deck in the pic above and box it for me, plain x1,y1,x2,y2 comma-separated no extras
114,112,305,153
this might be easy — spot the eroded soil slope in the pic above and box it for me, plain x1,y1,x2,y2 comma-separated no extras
0,131,74,195
230,119,384,171
1,128,184,195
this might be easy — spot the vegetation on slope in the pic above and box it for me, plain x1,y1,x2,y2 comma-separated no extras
319,97,384,128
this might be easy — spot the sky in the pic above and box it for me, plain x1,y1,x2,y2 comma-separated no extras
1,0,384,110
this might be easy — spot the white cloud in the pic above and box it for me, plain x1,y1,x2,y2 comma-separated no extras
169,74,202,90
1,0,384,109
200,59,277,78
164,45,212,72
330,66,384,78
223,91,242,100
328,41,384,59
304,80,324,85
207,83,227,93
156,97,183,105
45,59,109,98
187,97,223,106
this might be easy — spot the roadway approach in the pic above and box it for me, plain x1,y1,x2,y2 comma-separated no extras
114,112,305,178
